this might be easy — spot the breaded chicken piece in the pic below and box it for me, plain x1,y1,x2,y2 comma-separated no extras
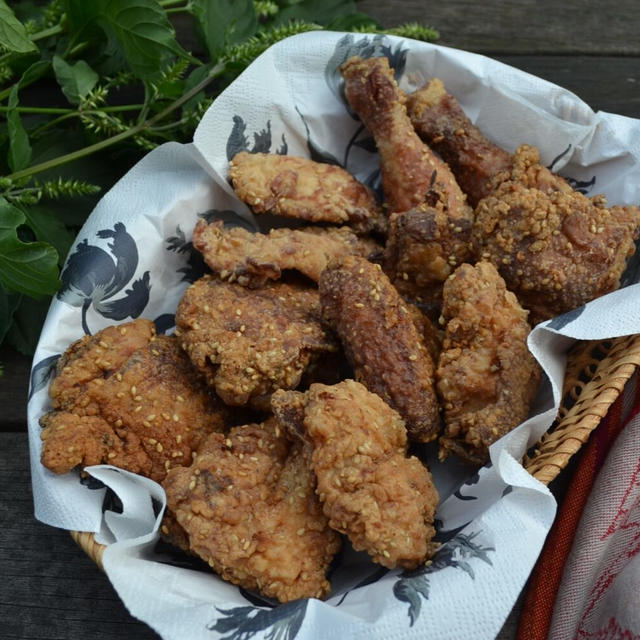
175,276,337,407
319,255,440,442
473,145,640,324
162,419,341,602
406,77,513,208
192,219,381,287
271,380,439,569
437,262,541,465
40,333,226,482
229,151,385,235
48,318,155,413
408,303,442,364
383,206,473,312
339,57,473,224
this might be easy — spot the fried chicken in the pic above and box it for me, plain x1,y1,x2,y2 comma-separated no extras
271,380,439,569
192,219,380,287
339,57,472,219
40,328,226,482
340,56,474,308
228,151,385,235
162,419,341,602
383,206,473,313
436,262,541,465
473,145,640,324
406,77,513,208
175,276,337,408
408,79,640,322
319,255,440,442
48,318,155,414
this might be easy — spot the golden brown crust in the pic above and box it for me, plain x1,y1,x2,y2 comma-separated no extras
383,206,474,312
319,255,440,442
473,145,640,324
406,78,513,208
49,318,156,413
271,381,439,569
192,219,381,287
436,262,541,465
340,57,472,224
162,419,340,602
175,276,337,407
40,331,226,482
229,151,385,235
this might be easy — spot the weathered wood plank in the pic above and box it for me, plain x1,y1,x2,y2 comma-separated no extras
0,432,160,640
356,0,640,55
1,347,32,431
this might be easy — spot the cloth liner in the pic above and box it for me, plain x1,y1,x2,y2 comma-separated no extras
26,31,640,640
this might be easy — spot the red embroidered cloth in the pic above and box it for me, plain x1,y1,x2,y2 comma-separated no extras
518,374,640,640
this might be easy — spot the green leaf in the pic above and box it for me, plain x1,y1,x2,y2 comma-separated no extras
98,0,188,81
6,85,32,173
192,0,258,57
5,294,51,355
0,0,38,54
52,55,99,105
21,204,75,266
0,198,59,298
18,59,50,88
272,0,356,26
0,282,21,346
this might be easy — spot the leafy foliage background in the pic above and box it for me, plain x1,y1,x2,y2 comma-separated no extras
0,0,438,358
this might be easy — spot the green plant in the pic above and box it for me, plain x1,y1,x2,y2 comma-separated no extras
0,0,437,358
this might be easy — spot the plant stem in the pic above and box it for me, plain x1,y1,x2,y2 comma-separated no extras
0,105,143,115
30,24,64,42
5,62,226,182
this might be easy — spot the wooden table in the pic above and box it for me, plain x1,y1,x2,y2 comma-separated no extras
2,1,638,638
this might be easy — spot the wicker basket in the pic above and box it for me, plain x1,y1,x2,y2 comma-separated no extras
70,332,640,569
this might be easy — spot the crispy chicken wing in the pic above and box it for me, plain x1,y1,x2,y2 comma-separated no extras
473,145,640,324
192,219,380,287
162,419,340,602
406,77,513,208
40,329,226,482
229,151,385,235
175,276,337,407
437,262,541,465
271,380,438,569
319,255,440,442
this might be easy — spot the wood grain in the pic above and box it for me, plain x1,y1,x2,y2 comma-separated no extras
356,0,640,55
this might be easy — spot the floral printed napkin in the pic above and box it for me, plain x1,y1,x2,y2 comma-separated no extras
27,31,640,640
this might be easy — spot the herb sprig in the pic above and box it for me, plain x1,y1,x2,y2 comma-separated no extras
0,0,437,357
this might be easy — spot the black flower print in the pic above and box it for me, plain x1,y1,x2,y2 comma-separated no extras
57,223,150,335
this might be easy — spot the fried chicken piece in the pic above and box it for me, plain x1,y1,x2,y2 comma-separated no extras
319,255,440,442
271,380,439,569
437,262,541,465
229,151,385,235
406,77,513,208
48,318,155,414
383,206,473,312
162,419,341,602
473,145,640,324
192,219,381,287
340,57,473,221
40,333,226,482
175,276,337,407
